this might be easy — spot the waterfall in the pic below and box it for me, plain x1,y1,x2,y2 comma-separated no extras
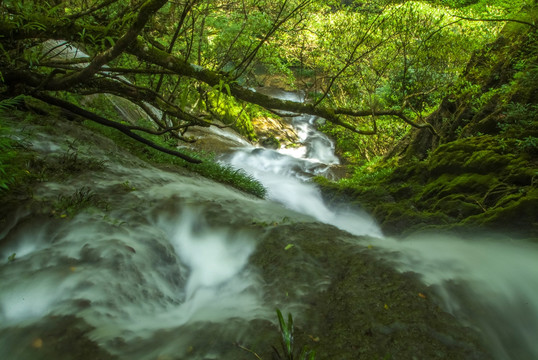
226,88,382,238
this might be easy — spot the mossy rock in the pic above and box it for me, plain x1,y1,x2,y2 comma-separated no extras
420,173,497,204
250,223,489,359
372,202,451,236
432,194,483,220
462,149,512,174
463,187,538,237
427,136,506,175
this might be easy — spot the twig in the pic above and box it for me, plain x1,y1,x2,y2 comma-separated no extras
235,342,264,360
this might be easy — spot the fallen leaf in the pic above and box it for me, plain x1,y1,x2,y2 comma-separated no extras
418,293,426,299
32,338,43,349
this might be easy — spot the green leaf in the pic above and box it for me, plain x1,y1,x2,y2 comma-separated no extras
105,36,115,47
284,244,294,250
276,308,293,356
224,83,231,96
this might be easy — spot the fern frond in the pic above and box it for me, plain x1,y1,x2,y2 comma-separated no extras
0,95,25,113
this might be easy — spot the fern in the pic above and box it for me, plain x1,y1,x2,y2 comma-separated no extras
0,95,25,112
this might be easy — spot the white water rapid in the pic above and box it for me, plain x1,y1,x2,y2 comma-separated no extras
0,82,536,358
0,119,315,360
224,88,538,360
226,88,382,238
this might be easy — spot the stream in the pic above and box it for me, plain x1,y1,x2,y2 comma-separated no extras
0,87,536,359
223,88,538,360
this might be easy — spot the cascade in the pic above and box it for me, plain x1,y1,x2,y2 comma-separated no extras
224,88,538,360
226,88,382,238
0,56,535,356
0,120,312,359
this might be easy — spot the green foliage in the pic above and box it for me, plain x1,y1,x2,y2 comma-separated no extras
501,102,538,127
0,133,15,190
273,309,316,360
53,186,107,218
120,180,136,192
498,103,538,152
0,96,25,112
321,120,408,162
205,84,258,141
337,157,395,188
0,119,21,191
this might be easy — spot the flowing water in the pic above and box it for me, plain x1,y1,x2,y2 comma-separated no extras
226,89,382,238
0,85,537,359
223,88,538,360
0,122,314,359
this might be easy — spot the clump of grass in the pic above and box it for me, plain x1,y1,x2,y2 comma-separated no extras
273,308,316,360
0,122,32,191
84,120,266,198
0,130,16,190
57,148,107,173
199,160,266,198
237,309,316,360
52,186,107,217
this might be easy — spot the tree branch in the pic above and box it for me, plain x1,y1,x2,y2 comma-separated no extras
31,92,202,163
453,15,537,29
46,0,168,90
67,0,122,20
128,39,438,135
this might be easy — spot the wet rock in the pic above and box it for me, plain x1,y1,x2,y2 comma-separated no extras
250,223,490,359
252,116,300,149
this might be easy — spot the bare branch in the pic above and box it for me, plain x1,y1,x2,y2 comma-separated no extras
67,0,122,20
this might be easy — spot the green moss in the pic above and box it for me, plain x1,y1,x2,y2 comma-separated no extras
420,173,496,203
427,136,509,175
463,187,538,234
462,149,511,173
432,194,482,219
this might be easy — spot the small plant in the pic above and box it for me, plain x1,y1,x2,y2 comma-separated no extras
120,180,136,192
273,309,316,360
58,148,106,173
53,186,107,217
0,95,25,112
7,253,16,263
237,309,316,360
0,124,18,190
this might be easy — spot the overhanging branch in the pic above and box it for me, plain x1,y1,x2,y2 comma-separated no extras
128,40,438,136
453,15,537,29
31,92,202,164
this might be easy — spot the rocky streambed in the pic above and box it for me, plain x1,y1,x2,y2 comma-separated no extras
0,112,492,359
